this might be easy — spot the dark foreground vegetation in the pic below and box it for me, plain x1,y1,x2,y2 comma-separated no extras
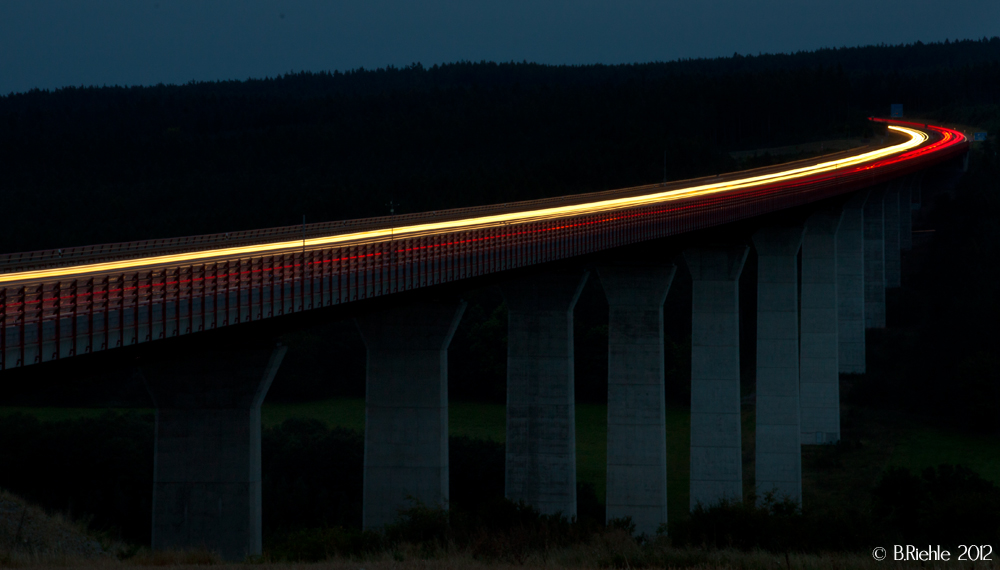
0,38,999,563
2,409,1000,561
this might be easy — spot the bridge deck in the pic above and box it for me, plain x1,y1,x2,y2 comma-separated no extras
0,119,968,370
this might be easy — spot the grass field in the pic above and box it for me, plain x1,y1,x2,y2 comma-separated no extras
1,398,998,524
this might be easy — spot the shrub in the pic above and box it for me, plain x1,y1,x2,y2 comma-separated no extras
385,499,451,555
669,492,804,552
606,516,636,537
265,527,383,561
262,419,364,533
872,464,1000,547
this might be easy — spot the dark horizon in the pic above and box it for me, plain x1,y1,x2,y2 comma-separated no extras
3,0,999,95
5,36,1000,99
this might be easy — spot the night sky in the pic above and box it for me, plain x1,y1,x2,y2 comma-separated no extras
2,0,998,94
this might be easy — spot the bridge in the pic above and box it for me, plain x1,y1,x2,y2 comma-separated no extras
0,118,968,559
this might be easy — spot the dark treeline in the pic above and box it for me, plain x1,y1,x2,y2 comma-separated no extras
3,38,1000,253
7,37,1000,101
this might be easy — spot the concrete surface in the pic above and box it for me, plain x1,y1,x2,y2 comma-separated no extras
598,264,675,535
900,179,913,251
864,187,887,329
838,190,869,373
501,269,589,518
682,245,748,510
883,185,901,288
355,300,467,530
752,227,804,504
801,207,844,445
145,343,286,561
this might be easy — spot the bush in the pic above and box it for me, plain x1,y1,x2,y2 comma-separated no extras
606,516,636,537
669,493,803,551
265,526,384,561
872,464,1000,547
448,436,505,512
261,419,364,533
668,491,879,553
385,499,451,556
0,412,154,544
455,498,594,563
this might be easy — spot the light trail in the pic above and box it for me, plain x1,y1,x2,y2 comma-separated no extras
0,125,932,285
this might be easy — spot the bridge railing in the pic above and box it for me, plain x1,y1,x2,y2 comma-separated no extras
0,141,886,274
0,125,968,371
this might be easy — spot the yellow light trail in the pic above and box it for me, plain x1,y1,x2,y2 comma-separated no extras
1,125,927,285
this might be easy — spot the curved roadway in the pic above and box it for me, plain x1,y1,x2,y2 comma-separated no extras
0,120,965,287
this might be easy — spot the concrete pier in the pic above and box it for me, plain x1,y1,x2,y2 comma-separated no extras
501,269,589,518
598,264,675,535
355,300,467,530
682,245,749,510
864,187,887,329
900,179,913,251
838,190,869,373
144,342,286,561
752,227,804,504
883,185,902,288
801,208,844,445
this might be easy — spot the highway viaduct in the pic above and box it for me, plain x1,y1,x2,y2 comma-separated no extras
0,119,969,559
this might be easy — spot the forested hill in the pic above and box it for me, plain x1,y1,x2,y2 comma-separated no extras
7,36,1000,99
2,37,998,254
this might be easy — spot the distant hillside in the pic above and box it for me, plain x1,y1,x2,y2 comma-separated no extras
1,37,997,253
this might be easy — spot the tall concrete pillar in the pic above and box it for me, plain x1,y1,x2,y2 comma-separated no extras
801,208,844,445
752,227,804,504
883,185,901,288
598,264,675,535
144,342,286,561
501,269,588,518
838,190,868,373
355,300,467,530
864,187,887,329
900,179,913,252
682,245,748,510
